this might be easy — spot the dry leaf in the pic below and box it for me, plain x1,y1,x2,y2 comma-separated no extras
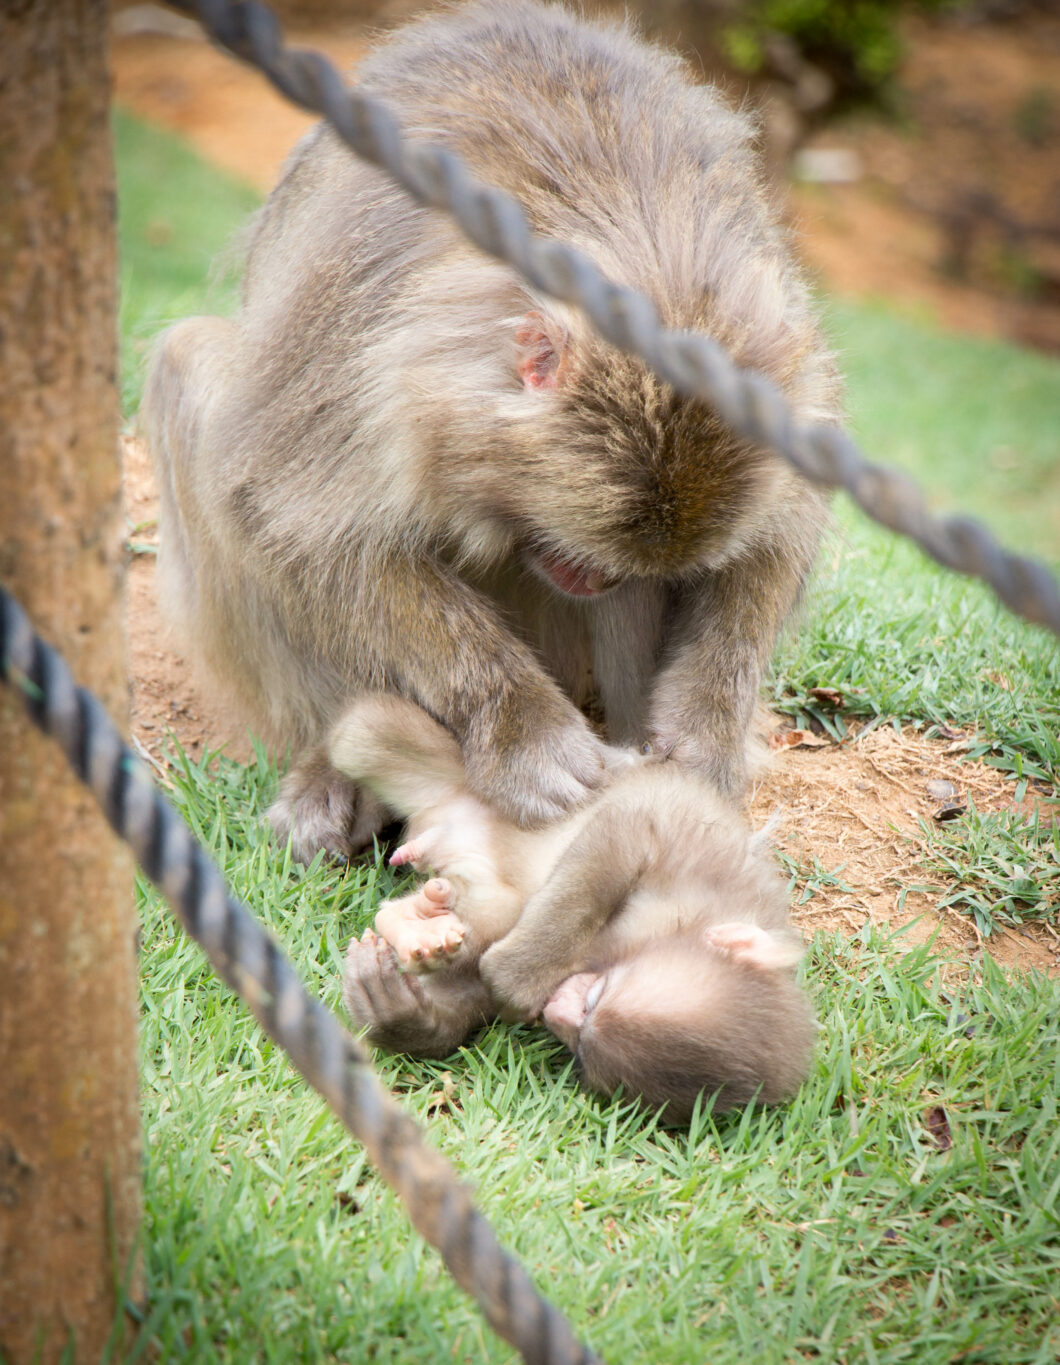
923,1106,953,1151
808,687,844,708
933,801,967,823
425,1071,460,1116
770,729,830,750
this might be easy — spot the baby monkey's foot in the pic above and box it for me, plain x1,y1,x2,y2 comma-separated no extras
374,878,467,972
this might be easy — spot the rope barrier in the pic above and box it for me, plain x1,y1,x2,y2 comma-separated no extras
165,0,1060,639
0,583,601,1365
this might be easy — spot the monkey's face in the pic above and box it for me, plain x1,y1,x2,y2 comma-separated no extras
541,971,603,1050
542,945,713,1053
496,317,783,593
543,935,814,1118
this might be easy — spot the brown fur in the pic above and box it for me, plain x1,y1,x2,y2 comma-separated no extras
335,694,815,1122
140,0,837,862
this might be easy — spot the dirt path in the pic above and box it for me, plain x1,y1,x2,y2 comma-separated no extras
112,15,1060,977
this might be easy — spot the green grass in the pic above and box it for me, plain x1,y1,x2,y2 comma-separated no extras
826,297,1060,563
116,108,260,414
912,803,1060,936
115,110,1060,1363
128,746,1060,1365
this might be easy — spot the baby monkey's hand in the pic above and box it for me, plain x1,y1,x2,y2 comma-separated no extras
479,938,561,1022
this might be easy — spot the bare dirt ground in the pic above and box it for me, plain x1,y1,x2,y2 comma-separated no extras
112,11,1060,976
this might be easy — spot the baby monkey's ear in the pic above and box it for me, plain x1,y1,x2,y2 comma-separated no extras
704,921,804,971
515,310,569,390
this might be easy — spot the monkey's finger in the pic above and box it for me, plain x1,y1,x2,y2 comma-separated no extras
354,936,421,1014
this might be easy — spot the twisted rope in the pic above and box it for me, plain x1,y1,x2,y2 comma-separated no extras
168,0,1060,638
0,584,600,1365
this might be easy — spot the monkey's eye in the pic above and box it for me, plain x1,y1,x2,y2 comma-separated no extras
639,741,653,756
584,976,605,1016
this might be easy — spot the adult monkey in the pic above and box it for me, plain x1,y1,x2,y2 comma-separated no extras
142,0,837,863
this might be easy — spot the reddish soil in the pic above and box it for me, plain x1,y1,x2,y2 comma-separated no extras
111,11,1060,975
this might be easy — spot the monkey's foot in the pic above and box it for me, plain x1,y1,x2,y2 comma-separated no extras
268,747,386,864
374,879,467,972
705,921,803,971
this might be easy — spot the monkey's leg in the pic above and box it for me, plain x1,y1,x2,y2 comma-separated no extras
479,803,640,1019
648,500,824,797
374,878,467,970
343,930,492,1057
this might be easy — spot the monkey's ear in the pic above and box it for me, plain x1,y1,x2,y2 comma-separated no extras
515,311,568,390
705,921,804,971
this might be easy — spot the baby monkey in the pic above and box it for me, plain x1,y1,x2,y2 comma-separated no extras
335,696,814,1121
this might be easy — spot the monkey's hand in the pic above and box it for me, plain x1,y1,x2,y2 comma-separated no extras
478,938,562,1023
269,746,387,863
463,708,610,827
343,930,488,1057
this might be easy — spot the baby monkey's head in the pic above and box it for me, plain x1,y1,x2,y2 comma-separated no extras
543,926,815,1123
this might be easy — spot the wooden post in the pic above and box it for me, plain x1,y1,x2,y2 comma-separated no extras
0,3,142,1360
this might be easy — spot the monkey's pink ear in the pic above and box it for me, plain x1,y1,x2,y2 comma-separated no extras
705,922,804,971
515,311,568,390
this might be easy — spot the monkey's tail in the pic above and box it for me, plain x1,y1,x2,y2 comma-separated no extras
328,692,467,817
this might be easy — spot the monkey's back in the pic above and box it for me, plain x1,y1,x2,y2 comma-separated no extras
254,0,808,331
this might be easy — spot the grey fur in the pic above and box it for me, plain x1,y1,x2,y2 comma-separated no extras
140,0,837,861
334,693,815,1122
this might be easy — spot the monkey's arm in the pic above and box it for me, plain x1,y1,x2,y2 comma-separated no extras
478,804,642,1020
317,553,609,830
648,489,825,796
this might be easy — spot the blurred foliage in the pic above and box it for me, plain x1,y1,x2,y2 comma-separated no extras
720,0,969,104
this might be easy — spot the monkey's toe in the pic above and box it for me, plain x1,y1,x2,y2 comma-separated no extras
384,903,466,973
422,877,453,909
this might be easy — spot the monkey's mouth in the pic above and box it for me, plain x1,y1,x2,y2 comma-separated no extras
532,550,617,597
